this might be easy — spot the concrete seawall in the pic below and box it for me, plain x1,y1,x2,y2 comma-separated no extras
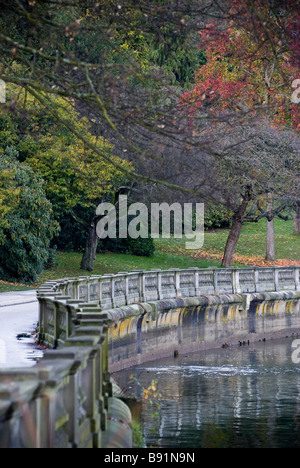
36,266,300,372
106,291,300,372
1,267,299,448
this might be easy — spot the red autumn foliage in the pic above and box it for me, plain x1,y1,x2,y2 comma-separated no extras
182,0,300,131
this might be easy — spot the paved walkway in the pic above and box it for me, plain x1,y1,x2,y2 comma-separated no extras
0,291,41,369
0,289,38,308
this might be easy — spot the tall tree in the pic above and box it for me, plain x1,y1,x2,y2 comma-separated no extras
0,87,133,271
182,0,300,265
295,205,300,234
212,124,297,267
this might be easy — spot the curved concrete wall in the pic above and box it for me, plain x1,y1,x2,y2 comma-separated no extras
1,267,299,448
107,291,300,372
37,266,300,372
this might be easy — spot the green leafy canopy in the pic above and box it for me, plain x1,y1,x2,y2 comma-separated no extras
0,147,59,283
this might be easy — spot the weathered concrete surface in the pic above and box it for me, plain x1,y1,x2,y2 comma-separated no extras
102,397,132,448
108,291,300,372
1,268,300,448
0,324,127,448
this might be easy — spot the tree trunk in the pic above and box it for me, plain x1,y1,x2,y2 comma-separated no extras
80,218,99,272
294,204,300,234
221,194,251,267
266,217,276,261
266,197,275,261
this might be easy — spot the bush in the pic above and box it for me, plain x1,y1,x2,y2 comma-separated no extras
98,212,155,257
99,235,155,258
204,205,232,231
56,207,156,258
55,210,89,252
126,236,155,257
0,148,59,283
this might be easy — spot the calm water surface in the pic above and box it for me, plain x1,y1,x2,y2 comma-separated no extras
113,338,300,448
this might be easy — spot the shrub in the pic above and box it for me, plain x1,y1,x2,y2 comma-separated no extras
98,235,155,258
123,236,155,257
0,148,59,283
204,205,232,231
98,210,155,257
55,210,89,252
56,208,156,258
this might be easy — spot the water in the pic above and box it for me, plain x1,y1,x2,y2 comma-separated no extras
113,338,300,448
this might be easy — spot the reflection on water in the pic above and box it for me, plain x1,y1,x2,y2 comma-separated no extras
113,338,300,448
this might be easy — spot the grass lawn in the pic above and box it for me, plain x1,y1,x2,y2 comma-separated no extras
36,249,222,287
208,218,299,259
157,218,300,262
0,251,221,293
0,218,299,293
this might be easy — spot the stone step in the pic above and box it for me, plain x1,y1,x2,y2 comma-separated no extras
77,319,110,327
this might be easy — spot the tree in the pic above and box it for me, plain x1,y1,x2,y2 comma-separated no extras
182,2,299,127
266,194,276,262
0,0,298,272
295,205,300,234
0,1,212,190
213,124,298,267
5,91,133,272
0,86,134,272
0,1,297,175
181,0,300,265
0,161,19,244
0,148,59,283
293,183,300,234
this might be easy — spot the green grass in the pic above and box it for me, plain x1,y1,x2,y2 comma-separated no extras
207,218,299,259
35,249,221,286
0,218,299,293
156,218,300,260
0,247,221,293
